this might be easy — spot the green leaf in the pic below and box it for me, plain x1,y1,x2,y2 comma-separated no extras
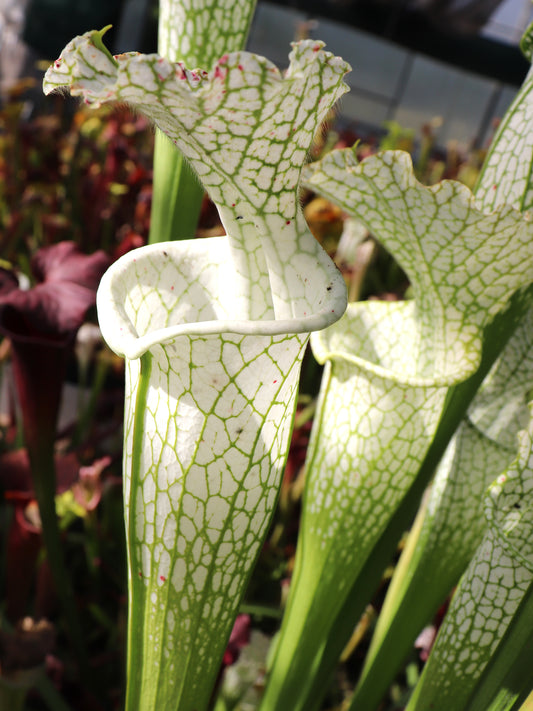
149,136,204,243
520,21,533,62
350,305,533,711
265,287,533,711
474,59,533,213
466,584,533,711
260,151,533,711
345,48,533,708
406,406,533,711
304,150,533,377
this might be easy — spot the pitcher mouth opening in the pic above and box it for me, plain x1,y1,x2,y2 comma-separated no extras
311,301,483,390
97,237,346,360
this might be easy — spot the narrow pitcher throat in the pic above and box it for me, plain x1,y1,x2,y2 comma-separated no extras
216,201,340,321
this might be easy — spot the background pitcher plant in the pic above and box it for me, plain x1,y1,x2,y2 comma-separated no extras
259,146,533,711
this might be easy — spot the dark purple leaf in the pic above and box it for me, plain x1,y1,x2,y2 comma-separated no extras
31,241,110,291
0,242,111,456
0,241,110,342
0,268,19,297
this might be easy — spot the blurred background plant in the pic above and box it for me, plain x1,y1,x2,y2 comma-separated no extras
0,91,154,710
0,100,153,262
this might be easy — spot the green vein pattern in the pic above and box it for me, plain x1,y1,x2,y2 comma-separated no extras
351,306,533,710
150,0,258,244
44,31,349,323
103,239,310,711
260,149,533,711
44,29,351,711
349,49,533,709
158,0,257,67
406,407,533,711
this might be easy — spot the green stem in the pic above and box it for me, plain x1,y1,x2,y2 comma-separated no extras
348,489,432,711
29,446,90,685
10,339,90,687
0,679,27,711
124,353,153,711
37,670,76,711
71,354,109,448
148,133,204,243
